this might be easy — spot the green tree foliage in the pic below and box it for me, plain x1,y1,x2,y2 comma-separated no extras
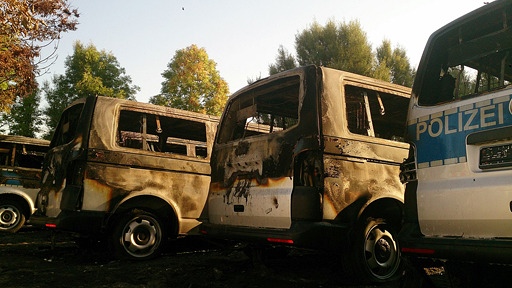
336,20,374,76
269,45,297,75
272,19,414,87
295,20,339,68
0,0,79,111
375,39,415,86
1,91,43,137
42,41,139,138
374,40,393,82
150,44,229,116
295,20,373,76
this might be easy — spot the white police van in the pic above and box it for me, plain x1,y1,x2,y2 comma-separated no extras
399,0,512,272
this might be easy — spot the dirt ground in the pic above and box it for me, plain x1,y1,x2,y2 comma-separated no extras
5,227,512,288
0,226,405,288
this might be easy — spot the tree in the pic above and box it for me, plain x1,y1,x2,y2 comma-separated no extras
295,20,340,68
150,44,229,116
42,41,139,138
272,19,414,87
295,20,373,76
269,45,297,75
0,0,79,110
375,39,414,86
374,40,393,82
336,20,374,76
389,46,415,87
0,35,34,112
1,91,43,137
246,73,262,85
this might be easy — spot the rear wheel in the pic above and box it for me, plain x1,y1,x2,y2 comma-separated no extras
110,209,167,260
348,217,402,283
0,199,26,233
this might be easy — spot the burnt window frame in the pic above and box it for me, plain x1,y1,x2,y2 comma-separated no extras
116,109,209,159
344,84,408,142
217,75,301,144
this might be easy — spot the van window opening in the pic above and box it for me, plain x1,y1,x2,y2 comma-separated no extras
14,146,46,169
217,76,300,144
345,85,408,142
117,110,208,158
418,9,512,106
0,144,46,169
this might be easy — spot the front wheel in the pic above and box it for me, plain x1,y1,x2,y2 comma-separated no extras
0,199,26,233
110,209,166,260
348,217,402,283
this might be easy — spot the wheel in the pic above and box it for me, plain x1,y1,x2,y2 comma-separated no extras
0,199,26,233
348,217,402,283
110,209,166,260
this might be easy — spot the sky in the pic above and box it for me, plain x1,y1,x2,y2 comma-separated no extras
38,0,488,104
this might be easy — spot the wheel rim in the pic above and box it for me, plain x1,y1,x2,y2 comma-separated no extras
120,215,162,258
363,224,400,280
0,205,20,230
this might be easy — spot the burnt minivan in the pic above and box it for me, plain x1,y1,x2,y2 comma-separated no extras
0,135,49,233
31,96,218,260
201,66,411,283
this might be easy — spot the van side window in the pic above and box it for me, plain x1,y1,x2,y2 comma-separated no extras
217,76,300,144
0,139,48,188
14,145,46,169
116,110,208,158
0,148,9,166
345,85,408,142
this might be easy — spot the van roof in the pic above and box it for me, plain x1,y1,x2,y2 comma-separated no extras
67,95,220,123
0,135,50,147
227,65,411,101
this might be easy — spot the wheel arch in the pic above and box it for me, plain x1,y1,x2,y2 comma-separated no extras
0,193,32,217
358,196,403,231
109,195,179,236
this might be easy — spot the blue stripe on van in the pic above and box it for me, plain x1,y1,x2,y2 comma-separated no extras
408,95,512,167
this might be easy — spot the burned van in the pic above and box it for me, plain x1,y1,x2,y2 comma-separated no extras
201,66,411,283
30,96,218,260
0,135,49,233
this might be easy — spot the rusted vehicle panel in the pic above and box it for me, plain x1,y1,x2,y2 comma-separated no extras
0,135,49,233
31,96,218,260
202,65,410,283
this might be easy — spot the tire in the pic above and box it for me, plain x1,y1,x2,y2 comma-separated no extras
0,199,26,233
348,217,402,283
110,209,167,260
